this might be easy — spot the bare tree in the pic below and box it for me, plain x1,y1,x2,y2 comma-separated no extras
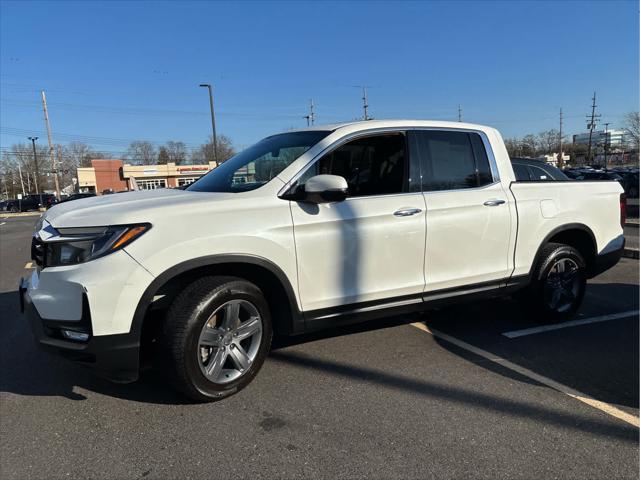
125,141,157,165
521,134,538,157
157,147,170,165
64,142,110,168
538,129,560,155
624,112,640,151
192,135,235,164
165,141,188,165
503,138,520,157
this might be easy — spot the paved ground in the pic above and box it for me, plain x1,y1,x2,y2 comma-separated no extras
624,225,638,251
1,215,638,479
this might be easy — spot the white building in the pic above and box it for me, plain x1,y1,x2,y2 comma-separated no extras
573,129,627,148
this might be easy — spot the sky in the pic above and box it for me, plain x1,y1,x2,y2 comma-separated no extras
1,0,638,158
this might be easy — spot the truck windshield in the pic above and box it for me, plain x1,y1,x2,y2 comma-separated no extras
187,130,331,193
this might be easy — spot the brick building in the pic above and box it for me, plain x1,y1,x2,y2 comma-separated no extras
77,159,217,194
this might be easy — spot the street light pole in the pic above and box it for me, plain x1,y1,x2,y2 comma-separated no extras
199,84,219,164
28,137,42,204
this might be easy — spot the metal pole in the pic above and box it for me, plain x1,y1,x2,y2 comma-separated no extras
41,90,61,200
458,104,463,122
200,84,218,164
558,108,563,168
28,136,40,196
310,99,315,125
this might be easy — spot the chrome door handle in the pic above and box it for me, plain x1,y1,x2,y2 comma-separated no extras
394,208,422,217
483,199,505,207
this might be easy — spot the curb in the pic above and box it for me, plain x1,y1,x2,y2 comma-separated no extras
625,221,639,229
623,248,639,260
0,211,43,218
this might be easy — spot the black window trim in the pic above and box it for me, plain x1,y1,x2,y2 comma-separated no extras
411,129,501,195
281,129,415,200
279,126,500,198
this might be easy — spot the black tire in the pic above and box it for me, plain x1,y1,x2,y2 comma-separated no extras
9,205,19,213
520,242,586,323
159,276,272,402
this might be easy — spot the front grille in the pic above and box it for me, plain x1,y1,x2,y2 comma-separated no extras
31,236,45,267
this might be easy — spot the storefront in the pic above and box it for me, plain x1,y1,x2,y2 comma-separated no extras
76,159,217,194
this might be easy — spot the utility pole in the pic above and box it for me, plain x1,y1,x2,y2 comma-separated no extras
199,84,219,164
41,90,61,200
585,91,601,165
603,122,610,169
28,136,40,196
558,108,564,169
458,104,463,122
362,87,369,120
309,99,315,125
17,161,26,196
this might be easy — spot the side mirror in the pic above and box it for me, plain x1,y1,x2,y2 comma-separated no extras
303,174,349,203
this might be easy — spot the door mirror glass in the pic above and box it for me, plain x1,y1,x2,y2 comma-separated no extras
304,174,348,203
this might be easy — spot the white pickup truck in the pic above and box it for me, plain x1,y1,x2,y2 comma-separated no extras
20,120,626,401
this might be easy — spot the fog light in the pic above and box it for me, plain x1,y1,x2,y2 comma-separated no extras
61,330,90,342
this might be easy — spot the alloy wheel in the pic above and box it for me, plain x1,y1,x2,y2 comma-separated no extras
197,299,263,384
544,257,581,313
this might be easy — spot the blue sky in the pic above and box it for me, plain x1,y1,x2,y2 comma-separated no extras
1,0,638,157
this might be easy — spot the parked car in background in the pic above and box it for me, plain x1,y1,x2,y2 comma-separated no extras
57,193,96,204
563,169,585,179
578,171,624,182
613,171,638,198
4,195,39,212
511,158,569,181
4,193,57,212
40,194,57,209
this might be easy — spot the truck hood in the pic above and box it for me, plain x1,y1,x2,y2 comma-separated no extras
45,188,238,228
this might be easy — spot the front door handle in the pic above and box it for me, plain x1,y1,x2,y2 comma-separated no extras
394,208,422,217
483,199,506,207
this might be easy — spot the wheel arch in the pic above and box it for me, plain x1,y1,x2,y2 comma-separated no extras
131,254,303,342
528,223,598,279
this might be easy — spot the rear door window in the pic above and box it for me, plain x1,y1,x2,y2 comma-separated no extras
409,130,494,191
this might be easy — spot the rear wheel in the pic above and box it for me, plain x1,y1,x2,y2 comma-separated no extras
9,205,18,213
159,276,272,402
521,242,586,323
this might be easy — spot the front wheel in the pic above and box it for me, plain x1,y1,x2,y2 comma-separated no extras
159,276,272,402
520,242,586,323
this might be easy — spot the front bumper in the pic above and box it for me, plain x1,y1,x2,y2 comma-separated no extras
20,278,140,383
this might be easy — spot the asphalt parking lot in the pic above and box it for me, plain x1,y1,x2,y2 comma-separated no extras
1,214,638,479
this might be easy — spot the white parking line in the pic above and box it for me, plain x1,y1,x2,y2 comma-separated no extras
502,310,639,339
0,222,5,226
411,322,640,428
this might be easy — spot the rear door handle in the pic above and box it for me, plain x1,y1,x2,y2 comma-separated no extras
483,199,505,207
394,208,422,217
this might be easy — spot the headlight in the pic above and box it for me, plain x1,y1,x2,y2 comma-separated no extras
37,223,150,267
